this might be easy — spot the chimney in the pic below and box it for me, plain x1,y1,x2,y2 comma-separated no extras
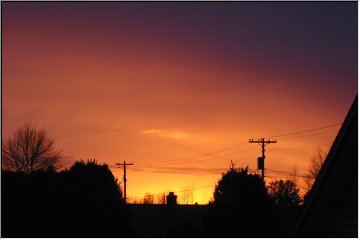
166,192,177,206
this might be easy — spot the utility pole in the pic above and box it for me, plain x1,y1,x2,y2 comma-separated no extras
249,138,277,181
116,161,134,204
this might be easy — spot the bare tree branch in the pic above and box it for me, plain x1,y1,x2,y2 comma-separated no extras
303,147,328,191
2,123,62,174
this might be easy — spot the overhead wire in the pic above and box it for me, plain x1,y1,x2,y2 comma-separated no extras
276,130,338,141
111,123,342,203
267,171,308,179
273,143,329,150
266,122,342,139
149,122,342,166
110,122,342,179
143,140,250,165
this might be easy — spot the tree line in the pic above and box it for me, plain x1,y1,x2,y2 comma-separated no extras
202,162,301,237
2,159,134,237
2,123,326,237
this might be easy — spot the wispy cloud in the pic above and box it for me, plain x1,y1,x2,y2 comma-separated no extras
142,129,164,134
141,129,189,140
110,132,122,135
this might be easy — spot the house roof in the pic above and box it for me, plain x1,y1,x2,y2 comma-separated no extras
293,95,358,237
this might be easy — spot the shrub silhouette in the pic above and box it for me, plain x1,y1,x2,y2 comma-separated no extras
2,160,134,237
203,164,272,237
268,179,301,207
266,179,302,237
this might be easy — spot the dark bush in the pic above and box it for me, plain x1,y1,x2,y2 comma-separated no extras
2,160,134,237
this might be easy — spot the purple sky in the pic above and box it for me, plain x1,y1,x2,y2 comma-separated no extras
2,2,357,203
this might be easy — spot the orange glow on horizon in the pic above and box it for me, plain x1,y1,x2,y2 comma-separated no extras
3,3,357,204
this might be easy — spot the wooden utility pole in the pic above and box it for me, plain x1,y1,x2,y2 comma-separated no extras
249,138,277,181
116,161,134,203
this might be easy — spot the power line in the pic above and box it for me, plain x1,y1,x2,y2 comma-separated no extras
173,145,258,164
266,168,311,179
109,123,342,181
268,172,311,181
276,130,338,141
129,122,342,169
266,122,341,139
274,143,329,150
140,147,259,171
148,123,341,167
143,141,253,166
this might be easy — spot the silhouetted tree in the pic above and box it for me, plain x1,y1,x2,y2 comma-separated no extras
2,159,134,237
268,179,301,207
156,192,166,204
180,184,194,204
143,192,154,204
266,180,302,237
61,159,133,237
2,123,62,174
304,147,328,190
203,162,272,237
290,166,299,186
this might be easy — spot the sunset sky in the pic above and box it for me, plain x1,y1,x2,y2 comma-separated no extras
2,2,357,203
